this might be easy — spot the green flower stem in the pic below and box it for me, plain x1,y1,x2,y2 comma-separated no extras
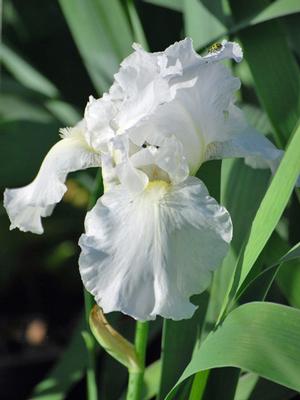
126,321,149,400
82,169,104,400
83,290,98,400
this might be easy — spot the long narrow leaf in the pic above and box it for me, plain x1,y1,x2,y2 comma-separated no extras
1,43,59,98
59,0,134,93
183,0,228,50
229,0,300,147
166,302,300,399
236,242,300,303
234,373,296,400
126,0,148,49
234,122,300,293
157,294,209,400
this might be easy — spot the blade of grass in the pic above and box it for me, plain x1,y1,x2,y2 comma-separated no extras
236,242,300,304
0,93,53,123
183,0,229,50
229,0,300,147
166,302,300,399
205,159,270,328
1,43,59,97
58,0,133,94
232,122,300,295
146,0,300,50
215,121,300,322
1,45,81,126
45,100,80,126
203,103,272,338
157,293,209,400
234,373,296,400
212,0,300,49
249,0,300,25
126,0,148,49
277,257,300,308
195,117,300,399
142,361,161,400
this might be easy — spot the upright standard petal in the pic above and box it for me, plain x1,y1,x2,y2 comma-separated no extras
4,125,101,234
84,96,116,152
79,177,232,321
84,40,196,140
128,61,243,174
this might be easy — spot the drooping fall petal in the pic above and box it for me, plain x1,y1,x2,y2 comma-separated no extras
4,125,101,234
79,177,232,320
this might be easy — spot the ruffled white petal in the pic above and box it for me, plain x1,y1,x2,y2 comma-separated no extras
165,38,243,70
108,44,181,132
203,40,243,63
128,61,243,174
204,127,284,173
79,177,232,321
130,136,189,184
84,38,245,186
85,40,197,140
84,96,116,152
110,135,149,193
4,126,101,234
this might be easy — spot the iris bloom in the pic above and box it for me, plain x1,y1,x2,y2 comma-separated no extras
4,39,287,320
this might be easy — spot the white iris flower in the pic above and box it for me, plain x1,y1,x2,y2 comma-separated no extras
4,39,287,320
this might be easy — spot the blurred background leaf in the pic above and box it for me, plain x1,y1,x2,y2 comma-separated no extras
58,0,134,94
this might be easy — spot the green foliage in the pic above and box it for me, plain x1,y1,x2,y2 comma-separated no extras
31,316,87,400
1,43,59,98
166,302,300,399
157,293,209,399
229,0,300,147
58,0,134,93
183,0,228,50
226,121,300,304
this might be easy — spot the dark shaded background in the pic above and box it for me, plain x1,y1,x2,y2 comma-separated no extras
0,2,181,398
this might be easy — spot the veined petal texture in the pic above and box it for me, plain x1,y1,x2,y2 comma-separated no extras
79,177,232,320
204,127,284,173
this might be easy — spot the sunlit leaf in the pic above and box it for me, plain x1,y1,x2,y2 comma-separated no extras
166,302,300,399
183,0,229,50
231,122,300,295
229,0,300,147
59,0,134,93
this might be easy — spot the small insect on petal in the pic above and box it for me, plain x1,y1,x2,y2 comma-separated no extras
208,42,222,54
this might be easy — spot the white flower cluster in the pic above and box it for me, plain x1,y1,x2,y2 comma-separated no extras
4,39,285,320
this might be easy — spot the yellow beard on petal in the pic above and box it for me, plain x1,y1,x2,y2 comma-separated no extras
144,180,170,202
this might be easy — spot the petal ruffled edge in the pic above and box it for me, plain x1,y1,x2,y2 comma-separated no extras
164,37,243,70
79,177,232,320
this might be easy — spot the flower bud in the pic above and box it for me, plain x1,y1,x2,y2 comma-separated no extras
89,305,141,372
